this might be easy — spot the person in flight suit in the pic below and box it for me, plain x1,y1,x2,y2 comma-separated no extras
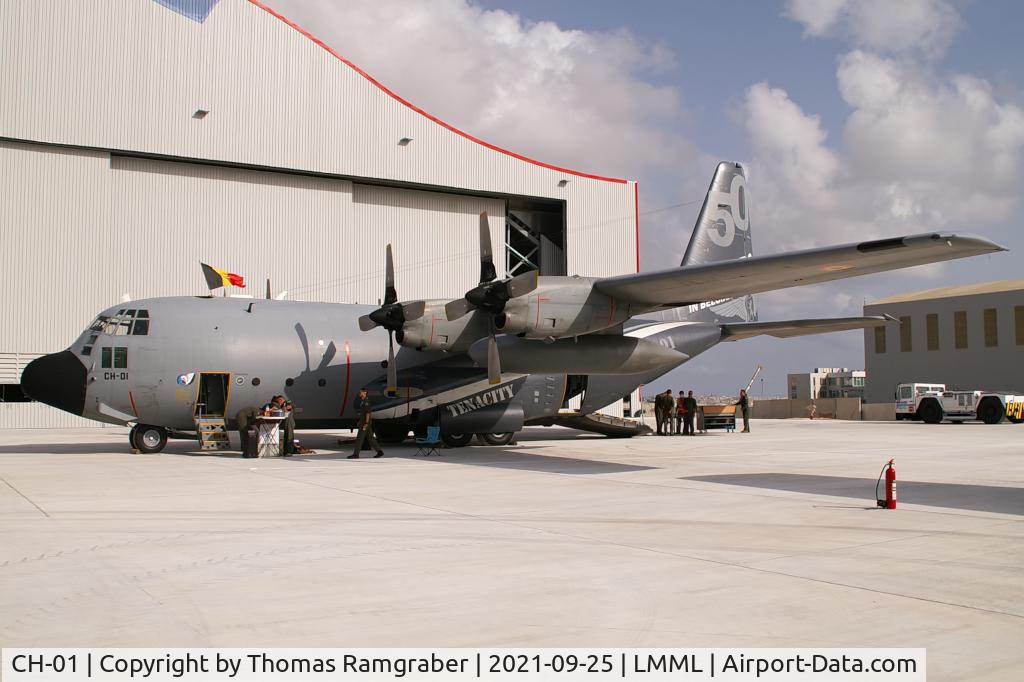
682,390,698,436
348,388,384,459
735,388,751,433
235,404,261,457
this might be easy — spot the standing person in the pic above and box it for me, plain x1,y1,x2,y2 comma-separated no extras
675,391,686,435
666,392,677,434
683,390,698,436
654,390,666,435
235,404,261,457
656,389,673,436
735,388,750,433
349,388,384,459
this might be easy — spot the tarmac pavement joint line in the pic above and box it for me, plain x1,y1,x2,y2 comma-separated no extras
1,475,50,517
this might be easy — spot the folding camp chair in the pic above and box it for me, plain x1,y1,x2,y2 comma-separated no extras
414,425,443,456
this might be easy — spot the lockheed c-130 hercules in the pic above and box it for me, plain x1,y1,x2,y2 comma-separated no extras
20,163,1005,453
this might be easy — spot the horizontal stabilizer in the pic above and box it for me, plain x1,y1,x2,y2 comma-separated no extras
594,233,1005,307
720,315,897,342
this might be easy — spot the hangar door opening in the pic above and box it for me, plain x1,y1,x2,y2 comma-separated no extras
506,197,566,276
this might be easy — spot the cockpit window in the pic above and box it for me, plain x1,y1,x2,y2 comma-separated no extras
99,309,150,336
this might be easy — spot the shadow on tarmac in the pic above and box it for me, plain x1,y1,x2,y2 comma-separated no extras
683,473,1024,516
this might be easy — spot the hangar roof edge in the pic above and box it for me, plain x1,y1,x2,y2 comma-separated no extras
868,278,1024,306
248,0,630,185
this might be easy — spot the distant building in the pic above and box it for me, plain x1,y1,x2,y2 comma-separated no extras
788,368,866,400
863,279,1024,403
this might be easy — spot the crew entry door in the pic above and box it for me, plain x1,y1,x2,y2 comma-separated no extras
195,373,231,418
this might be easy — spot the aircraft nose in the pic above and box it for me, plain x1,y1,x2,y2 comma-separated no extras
20,350,88,416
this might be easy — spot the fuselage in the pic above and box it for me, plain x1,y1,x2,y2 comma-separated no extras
21,295,725,435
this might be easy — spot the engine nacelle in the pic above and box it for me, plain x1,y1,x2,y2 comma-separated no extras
397,303,488,353
498,277,635,340
494,311,529,335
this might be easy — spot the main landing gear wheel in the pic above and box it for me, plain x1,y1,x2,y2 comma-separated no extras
918,399,943,425
130,424,168,453
442,432,473,448
477,432,515,446
977,398,1005,425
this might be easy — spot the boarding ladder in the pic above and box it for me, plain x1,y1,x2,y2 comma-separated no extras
195,417,231,450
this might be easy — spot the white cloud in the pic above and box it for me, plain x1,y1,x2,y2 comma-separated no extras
744,82,839,201
786,0,961,57
266,0,691,180
742,58,1024,252
838,51,1024,221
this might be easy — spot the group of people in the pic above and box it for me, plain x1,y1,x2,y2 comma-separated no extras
234,388,384,459
653,389,699,435
235,395,296,457
652,388,752,435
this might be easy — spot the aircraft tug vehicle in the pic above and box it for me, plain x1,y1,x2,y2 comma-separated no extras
895,382,1024,424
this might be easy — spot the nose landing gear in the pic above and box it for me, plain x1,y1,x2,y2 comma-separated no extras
130,424,168,453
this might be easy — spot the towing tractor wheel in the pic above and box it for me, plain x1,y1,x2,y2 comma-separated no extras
977,398,1005,425
918,399,944,425
442,432,473,448
477,432,515,446
130,424,168,453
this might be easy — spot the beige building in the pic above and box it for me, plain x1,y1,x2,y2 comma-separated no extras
863,280,1024,403
788,368,866,400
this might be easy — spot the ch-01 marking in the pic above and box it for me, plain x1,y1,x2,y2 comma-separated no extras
104,371,129,381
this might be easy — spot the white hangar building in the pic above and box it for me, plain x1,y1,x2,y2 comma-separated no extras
0,0,640,428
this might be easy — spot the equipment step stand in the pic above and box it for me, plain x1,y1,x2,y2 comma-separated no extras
195,417,231,450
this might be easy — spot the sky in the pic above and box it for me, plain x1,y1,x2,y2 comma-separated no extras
267,0,1023,396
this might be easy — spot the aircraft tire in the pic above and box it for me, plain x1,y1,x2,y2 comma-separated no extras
977,398,1004,425
477,432,515,446
442,432,473,447
131,424,168,453
918,399,943,425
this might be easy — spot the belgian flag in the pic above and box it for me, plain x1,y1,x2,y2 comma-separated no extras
201,262,245,290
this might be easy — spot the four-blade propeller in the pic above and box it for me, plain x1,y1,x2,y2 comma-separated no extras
357,244,425,396
444,212,538,384
358,213,538,392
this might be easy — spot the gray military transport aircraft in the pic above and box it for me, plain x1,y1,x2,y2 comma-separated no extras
21,163,1004,453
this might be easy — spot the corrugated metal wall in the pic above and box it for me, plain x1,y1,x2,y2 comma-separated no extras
0,0,638,275
0,0,639,428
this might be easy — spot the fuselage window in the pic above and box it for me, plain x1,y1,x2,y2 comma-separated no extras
101,347,128,369
81,333,98,356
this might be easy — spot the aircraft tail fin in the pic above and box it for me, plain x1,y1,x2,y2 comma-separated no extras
642,162,757,324
682,161,752,266
682,162,756,323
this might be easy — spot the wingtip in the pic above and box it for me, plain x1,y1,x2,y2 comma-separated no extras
939,233,1008,252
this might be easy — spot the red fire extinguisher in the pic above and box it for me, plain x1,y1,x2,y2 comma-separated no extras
876,459,897,509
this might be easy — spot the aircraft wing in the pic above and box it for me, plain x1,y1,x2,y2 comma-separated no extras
719,315,897,342
594,233,1005,307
